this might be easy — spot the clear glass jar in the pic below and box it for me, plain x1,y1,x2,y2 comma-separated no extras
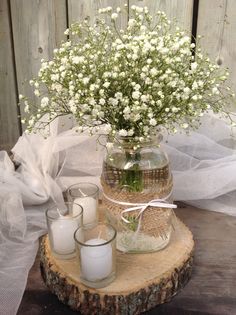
101,135,174,253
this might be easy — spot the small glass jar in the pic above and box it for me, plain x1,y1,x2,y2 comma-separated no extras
67,182,99,226
74,223,116,288
101,135,174,253
46,202,83,260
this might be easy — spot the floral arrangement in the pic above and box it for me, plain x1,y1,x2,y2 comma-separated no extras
20,5,235,140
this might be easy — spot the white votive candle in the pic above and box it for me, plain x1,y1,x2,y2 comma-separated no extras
73,197,97,225
80,238,112,281
51,218,78,255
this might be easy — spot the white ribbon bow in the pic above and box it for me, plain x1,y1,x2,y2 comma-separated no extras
120,198,177,224
103,192,177,230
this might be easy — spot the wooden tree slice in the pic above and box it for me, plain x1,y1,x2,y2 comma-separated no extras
40,218,194,315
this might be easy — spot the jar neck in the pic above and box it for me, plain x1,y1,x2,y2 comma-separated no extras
109,134,163,150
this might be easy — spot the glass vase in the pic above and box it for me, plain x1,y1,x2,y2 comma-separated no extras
101,134,174,253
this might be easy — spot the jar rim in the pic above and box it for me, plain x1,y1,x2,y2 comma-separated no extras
108,133,163,148
74,222,117,246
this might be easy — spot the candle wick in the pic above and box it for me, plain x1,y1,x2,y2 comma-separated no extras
98,230,102,239
57,208,63,217
78,188,87,197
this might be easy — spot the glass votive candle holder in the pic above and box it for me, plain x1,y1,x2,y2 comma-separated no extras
74,222,117,288
46,202,83,260
67,182,99,226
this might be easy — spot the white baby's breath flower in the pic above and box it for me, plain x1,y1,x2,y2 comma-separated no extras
83,77,90,85
172,107,178,113
111,13,118,20
191,62,198,71
115,92,123,99
59,65,65,72
119,129,128,137
89,98,96,106
160,47,169,54
72,56,85,64
41,97,49,108
127,129,134,136
140,72,146,79
28,118,35,127
24,101,29,113
134,84,141,91
150,68,158,77
34,89,40,97
109,98,118,106
132,91,141,99
145,77,152,85
61,57,68,65
192,81,198,90
128,19,136,28
103,81,110,88
68,99,77,114
51,74,59,81
141,95,148,102
198,80,204,87
102,124,111,134
99,89,105,96
140,25,146,32
136,7,143,13
90,84,96,91
212,87,220,95
53,83,63,93
123,106,131,114
99,98,106,105
182,123,189,129
150,118,157,126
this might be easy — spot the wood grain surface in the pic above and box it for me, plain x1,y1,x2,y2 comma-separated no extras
17,205,236,315
0,0,20,152
197,0,236,99
10,0,67,124
68,0,128,29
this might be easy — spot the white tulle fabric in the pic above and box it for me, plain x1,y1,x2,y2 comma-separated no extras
0,114,236,314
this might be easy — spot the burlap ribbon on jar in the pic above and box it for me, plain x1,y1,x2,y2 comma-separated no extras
101,177,177,239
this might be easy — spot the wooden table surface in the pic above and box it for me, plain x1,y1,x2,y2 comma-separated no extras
17,205,236,315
